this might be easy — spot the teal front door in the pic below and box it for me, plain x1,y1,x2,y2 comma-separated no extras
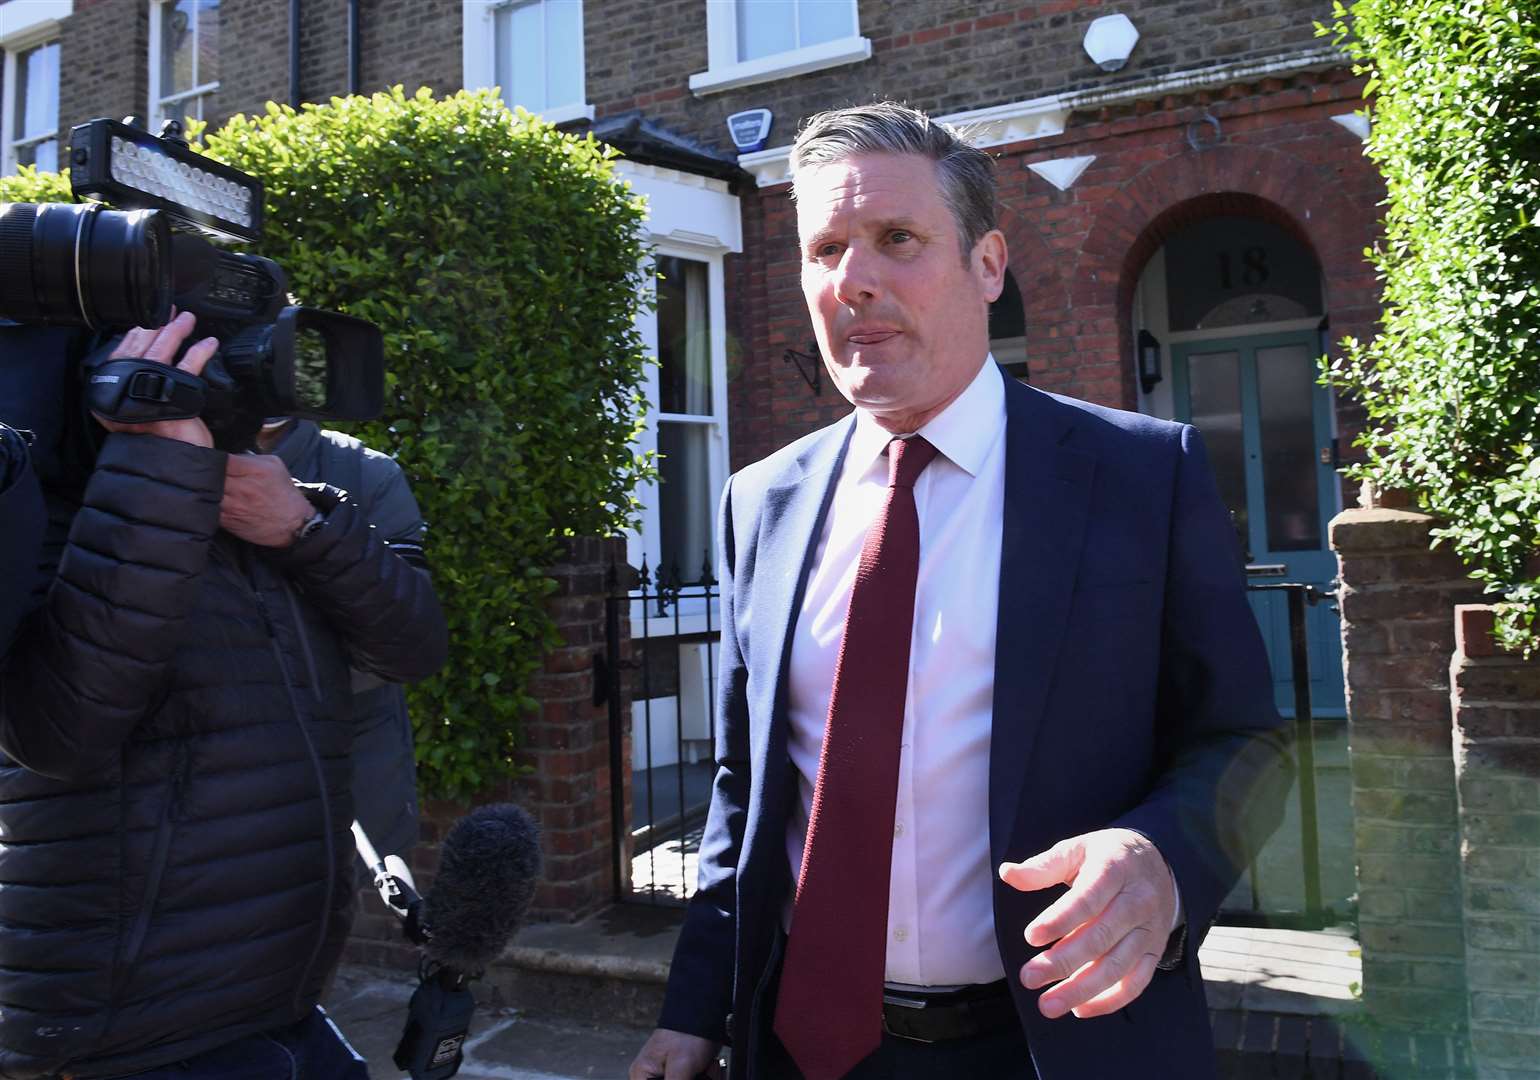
1171,331,1345,718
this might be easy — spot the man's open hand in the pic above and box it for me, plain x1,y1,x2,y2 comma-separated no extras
999,828,1178,1020
628,1027,724,1080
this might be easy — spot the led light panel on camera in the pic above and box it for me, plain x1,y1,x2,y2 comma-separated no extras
68,118,263,244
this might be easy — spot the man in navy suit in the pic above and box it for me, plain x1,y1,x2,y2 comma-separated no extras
630,102,1293,1080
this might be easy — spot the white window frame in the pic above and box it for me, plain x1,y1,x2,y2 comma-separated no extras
615,160,741,638
0,0,70,176
638,243,731,586
461,0,594,126
689,0,870,96
148,0,220,131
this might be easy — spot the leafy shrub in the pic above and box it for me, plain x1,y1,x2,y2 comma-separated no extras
0,164,71,203
4,90,653,796
1324,1,1540,650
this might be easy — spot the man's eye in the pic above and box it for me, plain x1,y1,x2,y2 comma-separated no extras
815,243,841,258
888,230,913,244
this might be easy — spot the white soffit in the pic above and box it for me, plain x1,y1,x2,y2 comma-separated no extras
1028,155,1096,191
615,159,743,253
1331,112,1371,141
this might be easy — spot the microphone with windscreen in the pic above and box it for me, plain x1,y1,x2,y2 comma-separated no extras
353,803,542,1080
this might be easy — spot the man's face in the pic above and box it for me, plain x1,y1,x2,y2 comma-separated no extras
795,152,1006,432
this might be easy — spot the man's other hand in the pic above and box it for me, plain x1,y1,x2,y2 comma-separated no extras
221,454,315,547
628,1028,724,1080
999,828,1178,1020
94,311,217,448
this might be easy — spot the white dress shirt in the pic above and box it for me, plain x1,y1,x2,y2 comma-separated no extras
785,357,1008,988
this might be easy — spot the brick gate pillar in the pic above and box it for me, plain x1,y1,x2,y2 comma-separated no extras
1451,605,1540,1077
345,536,630,969
1331,503,1483,1030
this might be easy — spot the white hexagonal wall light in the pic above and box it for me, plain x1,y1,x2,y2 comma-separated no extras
1083,14,1140,72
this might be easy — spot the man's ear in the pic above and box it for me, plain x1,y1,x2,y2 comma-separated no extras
974,229,1008,303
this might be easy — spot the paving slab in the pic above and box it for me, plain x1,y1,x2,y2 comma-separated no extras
324,965,650,1080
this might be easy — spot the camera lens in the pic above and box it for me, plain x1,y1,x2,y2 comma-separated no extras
0,202,172,328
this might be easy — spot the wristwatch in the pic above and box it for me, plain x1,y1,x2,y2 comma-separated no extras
290,480,346,544
293,508,328,543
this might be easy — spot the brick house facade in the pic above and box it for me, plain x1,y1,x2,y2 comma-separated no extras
3,0,1382,916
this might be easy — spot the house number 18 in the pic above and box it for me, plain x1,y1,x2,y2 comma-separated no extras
1217,247,1271,289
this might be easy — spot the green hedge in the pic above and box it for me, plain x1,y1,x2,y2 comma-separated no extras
3,89,652,796
1324,1,1540,651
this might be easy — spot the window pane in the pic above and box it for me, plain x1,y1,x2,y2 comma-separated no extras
545,0,583,109
17,42,59,141
496,1,548,111
1256,344,1322,552
657,422,714,582
196,0,221,87
17,138,58,172
737,0,797,62
797,0,854,48
162,0,197,97
656,256,712,416
1187,350,1248,557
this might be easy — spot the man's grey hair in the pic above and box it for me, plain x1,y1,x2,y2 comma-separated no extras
790,101,998,260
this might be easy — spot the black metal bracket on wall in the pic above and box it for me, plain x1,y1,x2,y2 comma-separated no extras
784,343,822,396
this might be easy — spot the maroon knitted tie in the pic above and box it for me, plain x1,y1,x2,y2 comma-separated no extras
773,434,940,1080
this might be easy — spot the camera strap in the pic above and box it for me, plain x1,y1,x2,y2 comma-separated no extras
84,358,206,424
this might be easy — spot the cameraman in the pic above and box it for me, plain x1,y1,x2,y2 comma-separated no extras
257,415,428,884
0,420,42,654
0,312,448,1079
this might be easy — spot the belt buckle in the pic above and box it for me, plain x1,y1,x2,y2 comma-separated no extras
881,991,937,1044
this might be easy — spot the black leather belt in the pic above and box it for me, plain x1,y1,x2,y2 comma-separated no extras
881,979,1019,1043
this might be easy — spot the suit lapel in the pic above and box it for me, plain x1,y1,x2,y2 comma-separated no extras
751,416,856,781
989,382,1097,864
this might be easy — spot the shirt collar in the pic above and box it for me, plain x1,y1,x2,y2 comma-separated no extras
849,356,1006,479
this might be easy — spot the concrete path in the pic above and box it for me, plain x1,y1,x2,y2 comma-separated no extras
325,965,645,1080
325,919,1365,1079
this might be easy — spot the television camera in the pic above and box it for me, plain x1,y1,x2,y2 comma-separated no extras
0,116,382,453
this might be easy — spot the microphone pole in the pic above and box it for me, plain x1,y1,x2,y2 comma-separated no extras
351,804,541,1080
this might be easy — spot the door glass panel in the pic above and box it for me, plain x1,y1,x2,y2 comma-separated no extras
1256,344,1321,551
1187,350,1247,557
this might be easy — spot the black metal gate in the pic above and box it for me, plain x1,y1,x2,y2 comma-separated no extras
1218,580,1344,930
601,558,718,907
602,569,1345,927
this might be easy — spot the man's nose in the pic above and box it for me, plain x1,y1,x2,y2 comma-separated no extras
831,246,880,307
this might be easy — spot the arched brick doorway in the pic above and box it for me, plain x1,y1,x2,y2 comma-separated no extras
1075,144,1382,411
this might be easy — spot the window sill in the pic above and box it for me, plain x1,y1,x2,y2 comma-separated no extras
520,101,596,126
688,35,871,96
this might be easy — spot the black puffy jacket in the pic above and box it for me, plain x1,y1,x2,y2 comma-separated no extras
0,433,447,1079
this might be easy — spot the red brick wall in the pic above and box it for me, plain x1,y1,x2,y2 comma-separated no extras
588,0,1338,151
731,67,1382,470
1450,606,1540,1075
1331,505,1485,1031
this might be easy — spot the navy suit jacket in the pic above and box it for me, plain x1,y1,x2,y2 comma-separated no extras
660,375,1295,1079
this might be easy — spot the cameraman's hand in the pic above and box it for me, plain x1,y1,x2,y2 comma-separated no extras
94,311,218,448
221,453,316,547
